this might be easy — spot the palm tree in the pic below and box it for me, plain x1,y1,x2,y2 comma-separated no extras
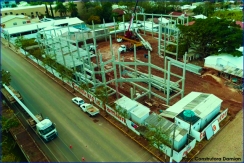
66,1,78,17
54,1,67,17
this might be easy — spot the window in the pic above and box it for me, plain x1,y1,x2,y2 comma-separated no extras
21,13,24,15
10,12,13,15
16,13,18,15
31,12,33,14
22,21,26,24
13,22,17,25
0,13,2,17
5,13,8,15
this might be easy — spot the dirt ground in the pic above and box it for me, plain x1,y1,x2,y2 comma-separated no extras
96,33,242,118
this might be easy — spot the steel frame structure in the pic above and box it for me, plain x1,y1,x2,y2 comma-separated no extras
35,13,188,105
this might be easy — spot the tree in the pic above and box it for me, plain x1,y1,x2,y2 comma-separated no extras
45,3,50,18
202,2,215,17
50,3,54,18
1,109,19,132
144,115,171,158
54,1,67,17
193,5,204,15
93,86,108,105
87,15,101,25
29,48,43,65
14,36,25,52
56,64,73,85
1,69,11,86
42,54,56,75
66,1,78,17
178,18,242,59
114,104,130,129
100,2,113,22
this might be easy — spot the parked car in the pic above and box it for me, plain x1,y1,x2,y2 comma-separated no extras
72,97,85,106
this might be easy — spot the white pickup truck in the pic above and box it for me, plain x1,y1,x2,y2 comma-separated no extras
80,103,99,116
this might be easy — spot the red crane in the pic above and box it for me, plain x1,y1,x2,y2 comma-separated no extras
125,0,139,39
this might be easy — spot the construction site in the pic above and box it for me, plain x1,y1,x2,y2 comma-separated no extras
2,6,242,162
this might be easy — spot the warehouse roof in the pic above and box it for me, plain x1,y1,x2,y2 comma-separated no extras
145,113,188,142
3,17,84,35
130,104,150,118
114,96,139,111
165,92,223,119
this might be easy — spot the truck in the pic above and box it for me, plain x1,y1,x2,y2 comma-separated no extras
80,103,99,116
116,31,152,52
2,84,58,142
118,44,143,53
1,85,22,103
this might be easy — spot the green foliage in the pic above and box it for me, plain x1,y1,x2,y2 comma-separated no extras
1,109,19,132
212,10,242,21
29,1,43,6
94,86,108,104
87,15,101,25
80,82,91,92
1,69,11,86
56,64,73,83
1,153,18,162
66,1,79,17
193,5,204,15
144,119,171,153
42,54,56,74
11,4,17,8
28,48,43,63
178,18,242,59
14,36,25,51
100,2,113,22
114,104,129,119
54,1,67,17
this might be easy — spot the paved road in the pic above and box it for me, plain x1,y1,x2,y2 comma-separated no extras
193,110,243,162
2,44,159,162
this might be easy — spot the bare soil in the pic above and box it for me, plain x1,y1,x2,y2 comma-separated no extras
96,34,242,118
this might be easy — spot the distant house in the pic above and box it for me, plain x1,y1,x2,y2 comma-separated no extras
169,12,188,17
1,0,16,8
1,15,39,28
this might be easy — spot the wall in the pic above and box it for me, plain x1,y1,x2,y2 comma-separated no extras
3,17,39,28
190,108,228,142
200,104,221,129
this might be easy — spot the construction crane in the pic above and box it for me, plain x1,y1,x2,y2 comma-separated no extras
125,0,139,39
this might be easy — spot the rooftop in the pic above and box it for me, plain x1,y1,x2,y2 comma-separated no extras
145,113,188,142
2,17,84,35
1,14,27,23
130,104,150,118
166,92,223,119
114,96,139,111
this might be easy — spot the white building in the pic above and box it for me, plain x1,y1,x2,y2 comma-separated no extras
160,92,228,141
130,104,150,125
2,17,84,38
114,96,138,119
